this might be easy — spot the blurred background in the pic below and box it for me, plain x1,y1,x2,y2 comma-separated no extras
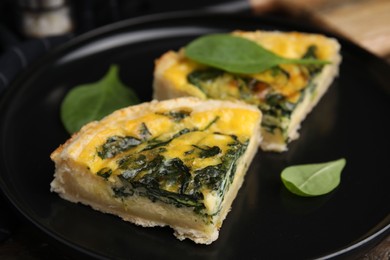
0,0,246,40
1,0,390,55
0,0,252,91
1,0,389,92
1,0,389,54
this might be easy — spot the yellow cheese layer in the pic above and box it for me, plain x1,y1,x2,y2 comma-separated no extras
163,58,206,98
164,60,310,104
69,107,259,174
161,31,335,106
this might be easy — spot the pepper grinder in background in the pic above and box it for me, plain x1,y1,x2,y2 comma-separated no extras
17,0,73,38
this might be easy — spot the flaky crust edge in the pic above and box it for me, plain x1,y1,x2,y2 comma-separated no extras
50,97,262,244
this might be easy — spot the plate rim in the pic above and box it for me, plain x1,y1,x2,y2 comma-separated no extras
0,10,389,259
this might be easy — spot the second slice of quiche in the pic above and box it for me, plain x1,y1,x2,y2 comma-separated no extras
51,97,262,244
153,30,341,152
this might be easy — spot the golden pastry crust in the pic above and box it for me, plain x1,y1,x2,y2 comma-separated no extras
51,97,262,244
153,30,341,152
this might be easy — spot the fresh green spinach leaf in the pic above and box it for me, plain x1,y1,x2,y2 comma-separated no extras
61,65,139,134
185,34,329,74
281,158,346,197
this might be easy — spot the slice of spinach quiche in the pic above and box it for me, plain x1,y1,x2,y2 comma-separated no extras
50,97,262,244
153,30,341,152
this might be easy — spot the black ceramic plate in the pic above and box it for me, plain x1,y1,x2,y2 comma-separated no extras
0,12,389,260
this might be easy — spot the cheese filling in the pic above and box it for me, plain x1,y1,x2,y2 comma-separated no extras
163,45,324,142
66,107,259,218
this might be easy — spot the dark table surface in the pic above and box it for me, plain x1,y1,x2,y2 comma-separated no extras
0,0,389,259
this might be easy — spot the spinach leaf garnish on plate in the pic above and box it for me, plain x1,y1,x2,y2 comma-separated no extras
61,65,139,134
281,158,346,197
185,34,329,74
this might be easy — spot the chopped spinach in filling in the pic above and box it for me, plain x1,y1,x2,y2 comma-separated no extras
187,45,324,137
192,145,222,158
156,109,191,122
95,115,249,217
97,136,142,159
